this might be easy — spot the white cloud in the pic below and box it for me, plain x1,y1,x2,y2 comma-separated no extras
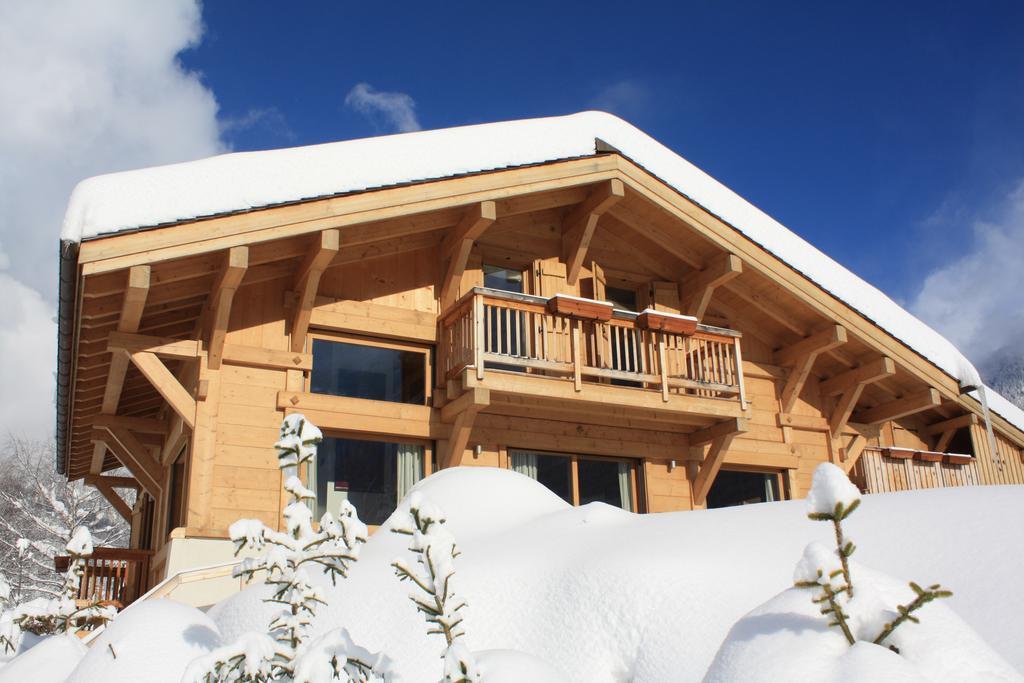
0,0,224,438
590,80,651,119
910,179,1024,369
344,82,421,133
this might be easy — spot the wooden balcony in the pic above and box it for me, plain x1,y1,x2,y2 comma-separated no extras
54,547,153,610
439,288,746,424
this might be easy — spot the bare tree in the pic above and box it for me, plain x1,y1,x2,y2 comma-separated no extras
0,437,129,603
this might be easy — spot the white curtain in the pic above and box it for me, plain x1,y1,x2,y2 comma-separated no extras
618,462,634,512
764,474,776,502
510,450,538,479
306,457,319,516
396,443,424,502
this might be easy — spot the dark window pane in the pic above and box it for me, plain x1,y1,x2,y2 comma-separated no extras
311,339,425,405
535,454,572,505
316,437,423,526
707,470,778,509
578,459,629,509
605,286,638,311
483,264,524,293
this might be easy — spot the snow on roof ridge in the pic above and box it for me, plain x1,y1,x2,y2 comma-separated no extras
58,111,1023,433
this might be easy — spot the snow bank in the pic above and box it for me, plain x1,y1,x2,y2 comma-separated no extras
59,110,1023,431
0,634,85,683
66,599,220,683
705,566,1021,682
206,468,1023,681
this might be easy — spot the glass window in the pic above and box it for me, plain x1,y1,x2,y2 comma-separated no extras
509,449,635,511
706,470,781,509
311,338,426,405
605,286,638,311
483,264,524,293
311,437,424,526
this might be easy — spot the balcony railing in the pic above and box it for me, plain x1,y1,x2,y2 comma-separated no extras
54,547,153,609
440,288,746,405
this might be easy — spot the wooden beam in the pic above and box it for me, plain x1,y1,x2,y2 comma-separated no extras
691,430,742,506
775,325,847,414
87,476,132,521
207,246,248,369
441,388,490,423
290,229,340,352
84,474,140,490
440,388,490,469
89,442,107,476
93,266,151,472
128,351,196,429
853,388,941,425
819,357,896,397
774,325,848,367
689,417,748,447
439,201,497,309
91,414,168,435
841,434,867,474
562,179,625,285
107,331,201,360
933,428,956,453
922,412,978,435
680,253,743,319
93,427,162,498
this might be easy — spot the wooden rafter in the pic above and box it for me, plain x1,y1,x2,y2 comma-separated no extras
440,388,490,469
775,325,847,414
690,417,748,506
84,475,133,521
823,357,896,442
853,388,941,425
107,332,200,360
126,351,196,429
91,414,168,435
680,253,743,319
92,265,150,474
92,426,162,498
206,246,248,369
439,201,497,309
923,413,977,452
290,229,339,352
562,179,625,285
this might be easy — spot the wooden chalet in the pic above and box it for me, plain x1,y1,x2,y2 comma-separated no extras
55,112,1024,604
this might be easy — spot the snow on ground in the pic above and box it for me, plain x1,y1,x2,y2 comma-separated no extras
205,467,1023,681
58,111,1024,432
0,633,85,682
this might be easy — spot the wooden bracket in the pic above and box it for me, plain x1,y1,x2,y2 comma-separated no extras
853,387,941,425
680,253,743,319
291,229,340,352
923,413,977,452
92,426,162,498
841,433,868,474
440,388,490,469
206,246,248,369
84,475,134,521
125,350,197,429
439,201,497,309
823,357,896,441
775,325,847,414
562,179,625,285
690,417,748,506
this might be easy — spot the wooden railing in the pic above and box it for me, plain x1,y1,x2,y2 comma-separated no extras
440,288,746,404
54,547,153,609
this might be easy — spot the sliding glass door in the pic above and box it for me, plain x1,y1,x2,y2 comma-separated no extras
509,449,636,511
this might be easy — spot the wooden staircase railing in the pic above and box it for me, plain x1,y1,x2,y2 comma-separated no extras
54,547,153,609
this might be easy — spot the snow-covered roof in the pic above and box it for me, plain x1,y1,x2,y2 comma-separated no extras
59,112,1024,434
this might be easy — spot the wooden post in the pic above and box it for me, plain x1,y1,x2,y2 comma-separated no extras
572,320,582,392
473,294,485,381
658,333,669,402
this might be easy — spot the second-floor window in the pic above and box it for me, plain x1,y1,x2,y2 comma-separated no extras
310,334,428,405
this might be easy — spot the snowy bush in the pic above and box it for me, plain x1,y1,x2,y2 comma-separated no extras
184,414,393,682
392,493,480,683
795,463,952,652
0,526,115,654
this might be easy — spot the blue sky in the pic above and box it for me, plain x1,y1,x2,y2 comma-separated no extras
0,1,1021,437
186,1,1024,300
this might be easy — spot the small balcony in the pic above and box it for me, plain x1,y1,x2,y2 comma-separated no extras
439,288,746,424
55,547,153,610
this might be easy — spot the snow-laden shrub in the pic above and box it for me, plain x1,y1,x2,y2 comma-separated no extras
183,414,394,682
0,527,115,654
392,494,480,683
795,463,951,652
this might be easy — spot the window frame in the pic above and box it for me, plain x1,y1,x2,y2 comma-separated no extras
505,447,641,511
306,330,433,406
706,466,786,508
